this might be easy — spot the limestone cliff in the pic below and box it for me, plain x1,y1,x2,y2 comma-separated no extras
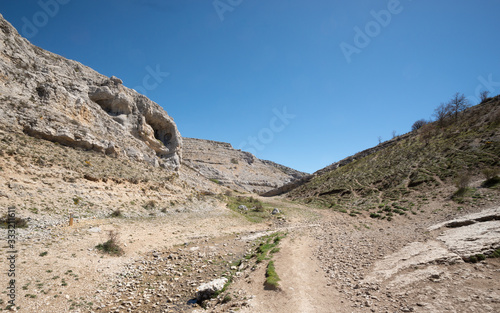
0,14,181,170
182,138,307,193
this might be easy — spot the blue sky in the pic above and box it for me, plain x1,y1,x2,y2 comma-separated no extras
1,0,500,173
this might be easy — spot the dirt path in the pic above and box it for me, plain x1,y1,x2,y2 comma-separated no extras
235,229,347,313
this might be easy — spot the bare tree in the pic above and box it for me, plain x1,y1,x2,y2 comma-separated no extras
447,92,470,120
377,136,382,144
433,102,452,126
392,130,397,139
411,119,427,131
420,123,435,145
480,90,490,103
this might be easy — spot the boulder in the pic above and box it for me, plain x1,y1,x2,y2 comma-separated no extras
272,208,280,215
195,277,228,301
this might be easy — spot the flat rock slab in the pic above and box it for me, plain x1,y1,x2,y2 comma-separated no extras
437,220,500,257
363,240,462,284
428,206,500,257
364,207,500,287
428,207,500,231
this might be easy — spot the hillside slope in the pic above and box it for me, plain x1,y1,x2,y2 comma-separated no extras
287,97,500,217
182,137,307,193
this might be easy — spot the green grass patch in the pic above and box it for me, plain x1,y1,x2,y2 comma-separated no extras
489,248,500,258
249,232,286,263
232,259,242,267
227,196,274,223
265,261,280,289
451,187,475,202
209,178,221,184
270,247,280,254
467,254,486,263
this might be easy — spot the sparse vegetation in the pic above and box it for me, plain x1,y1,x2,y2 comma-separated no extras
96,231,124,256
255,233,285,263
221,294,232,304
490,248,500,258
265,261,281,289
73,197,82,205
467,254,486,263
0,210,28,228
210,178,221,184
482,168,500,188
411,119,427,131
110,209,123,218
226,196,275,223
288,96,500,218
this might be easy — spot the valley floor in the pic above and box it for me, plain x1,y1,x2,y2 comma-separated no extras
1,193,499,313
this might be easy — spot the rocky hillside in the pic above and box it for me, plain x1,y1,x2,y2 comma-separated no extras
287,97,500,217
261,134,411,197
0,14,181,170
0,13,306,197
182,137,307,193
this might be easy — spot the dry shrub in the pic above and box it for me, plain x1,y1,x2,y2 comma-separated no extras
96,230,124,256
483,168,499,180
455,172,471,190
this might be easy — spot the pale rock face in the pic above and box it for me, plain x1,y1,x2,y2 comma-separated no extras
182,138,307,193
0,14,181,170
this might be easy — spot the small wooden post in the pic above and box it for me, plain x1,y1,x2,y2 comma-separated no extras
69,213,74,226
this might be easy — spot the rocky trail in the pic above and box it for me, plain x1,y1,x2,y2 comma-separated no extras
1,192,500,312
95,200,500,313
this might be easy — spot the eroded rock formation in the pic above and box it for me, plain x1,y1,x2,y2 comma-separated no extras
0,14,181,170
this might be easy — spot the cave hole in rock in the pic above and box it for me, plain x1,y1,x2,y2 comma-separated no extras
154,128,172,146
146,117,174,154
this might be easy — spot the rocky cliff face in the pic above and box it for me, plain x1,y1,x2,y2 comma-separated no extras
0,14,181,170
182,138,307,193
